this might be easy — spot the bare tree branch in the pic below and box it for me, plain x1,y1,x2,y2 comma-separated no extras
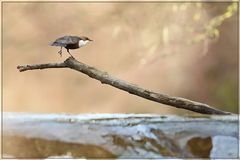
17,57,231,115
17,63,67,72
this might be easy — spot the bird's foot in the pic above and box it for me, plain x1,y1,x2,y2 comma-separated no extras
67,50,75,58
58,50,62,57
69,55,75,59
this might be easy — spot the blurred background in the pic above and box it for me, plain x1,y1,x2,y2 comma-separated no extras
2,2,238,114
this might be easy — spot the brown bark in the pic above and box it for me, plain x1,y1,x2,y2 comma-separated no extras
17,57,231,115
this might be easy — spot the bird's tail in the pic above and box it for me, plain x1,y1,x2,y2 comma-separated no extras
49,41,62,46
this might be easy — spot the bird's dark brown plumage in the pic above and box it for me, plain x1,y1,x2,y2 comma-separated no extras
50,35,93,57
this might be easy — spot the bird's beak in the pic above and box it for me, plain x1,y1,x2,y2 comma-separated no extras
89,39,93,41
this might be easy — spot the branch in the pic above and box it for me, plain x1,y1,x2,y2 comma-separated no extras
17,57,231,115
17,63,67,72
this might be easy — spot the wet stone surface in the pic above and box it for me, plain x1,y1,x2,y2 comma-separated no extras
2,112,239,159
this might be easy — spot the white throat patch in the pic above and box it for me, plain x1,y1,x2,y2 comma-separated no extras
78,40,89,47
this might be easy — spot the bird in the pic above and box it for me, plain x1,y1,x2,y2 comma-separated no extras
49,35,93,57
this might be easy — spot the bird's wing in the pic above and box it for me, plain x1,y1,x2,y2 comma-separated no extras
49,36,79,47
67,36,80,44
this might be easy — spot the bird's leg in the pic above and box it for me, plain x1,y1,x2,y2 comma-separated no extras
67,49,74,58
58,47,62,57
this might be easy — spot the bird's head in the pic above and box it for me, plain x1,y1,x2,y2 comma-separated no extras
81,36,93,42
78,36,93,47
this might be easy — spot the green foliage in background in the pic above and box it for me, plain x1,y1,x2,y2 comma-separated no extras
191,2,238,43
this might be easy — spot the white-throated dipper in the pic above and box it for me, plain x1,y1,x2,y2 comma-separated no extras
50,36,93,57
